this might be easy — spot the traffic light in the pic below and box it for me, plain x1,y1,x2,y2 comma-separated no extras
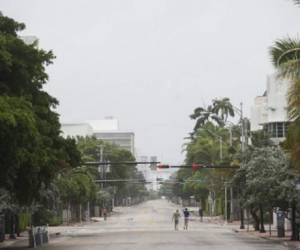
157,164,170,169
192,163,203,171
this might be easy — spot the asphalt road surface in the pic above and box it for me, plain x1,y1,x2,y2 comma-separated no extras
17,200,290,250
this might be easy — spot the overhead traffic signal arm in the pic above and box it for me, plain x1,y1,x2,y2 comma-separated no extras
156,163,239,170
83,161,161,166
157,164,170,169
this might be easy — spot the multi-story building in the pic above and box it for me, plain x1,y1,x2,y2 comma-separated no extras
61,123,93,138
61,118,135,154
88,118,134,154
93,131,135,154
250,74,291,144
20,36,38,45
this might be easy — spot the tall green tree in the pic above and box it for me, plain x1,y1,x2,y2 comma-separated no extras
190,105,224,132
212,97,235,122
232,147,295,232
0,14,69,206
76,136,147,204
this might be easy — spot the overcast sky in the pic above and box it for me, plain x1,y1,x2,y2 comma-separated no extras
1,0,300,163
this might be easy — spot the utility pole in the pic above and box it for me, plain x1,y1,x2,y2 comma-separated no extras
98,145,104,216
224,182,228,224
240,102,245,229
98,145,104,189
230,187,234,222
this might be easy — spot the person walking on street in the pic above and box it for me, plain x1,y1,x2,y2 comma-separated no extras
172,209,180,231
183,208,190,230
198,207,203,222
102,208,108,221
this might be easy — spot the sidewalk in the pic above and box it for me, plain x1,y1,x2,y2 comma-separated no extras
0,233,29,249
0,218,103,249
206,217,300,250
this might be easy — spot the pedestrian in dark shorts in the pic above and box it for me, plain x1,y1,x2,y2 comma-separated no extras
183,208,190,230
198,207,203,222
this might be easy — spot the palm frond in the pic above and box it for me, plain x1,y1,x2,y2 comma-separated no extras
190,107,205,119
270,37,300,73
288,77,300,120
293,0,300,6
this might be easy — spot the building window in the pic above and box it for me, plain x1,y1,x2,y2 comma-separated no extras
264,122,288,138
277,122,284,138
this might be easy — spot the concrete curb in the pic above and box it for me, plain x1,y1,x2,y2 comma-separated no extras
0,232,62,249
232,228,300,250
282,241,300,250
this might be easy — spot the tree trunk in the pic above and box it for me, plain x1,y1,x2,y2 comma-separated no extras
240,207,245,229
250,208,260,231
259,204,266,233
291,199,299,241
9,212,16,239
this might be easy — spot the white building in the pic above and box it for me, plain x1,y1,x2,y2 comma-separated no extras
61,118,135,154
93,131,135,154
136,155,175,191
250,74,291,144
61,123,93,138
20,36,38,45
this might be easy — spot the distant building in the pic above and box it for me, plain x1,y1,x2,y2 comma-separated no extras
250,74,291,144
93,131,135,154
20,36,38,45
61,117,135,154
61,123,93,138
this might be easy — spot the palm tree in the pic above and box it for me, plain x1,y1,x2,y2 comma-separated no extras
270,38,300,168
190,105,224,132
270,37,300,120
212,97,235,122
293,0,300,6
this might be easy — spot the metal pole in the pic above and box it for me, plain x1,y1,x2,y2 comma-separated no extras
220,137,223,160
230,187,234,221
229,127,233,146
225,184,227,224
99,146,104,189
240,102,244,152
98,145,104,214
240,102,245,229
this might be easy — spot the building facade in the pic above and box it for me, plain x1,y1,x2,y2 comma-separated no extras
61,118,135,154
93,131,135,154
61,123,93,138
250,74,291,144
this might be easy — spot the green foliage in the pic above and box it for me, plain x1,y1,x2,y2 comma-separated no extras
76,136,148,204
270,37,300,168
18,212,31,231
31,208,62,226
190,106,224,132
212,97,235,122
250,130,273,148
172,99,240,208
56,168,96,205
232,147,295,209
190,97,235,133
0,13,82,213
